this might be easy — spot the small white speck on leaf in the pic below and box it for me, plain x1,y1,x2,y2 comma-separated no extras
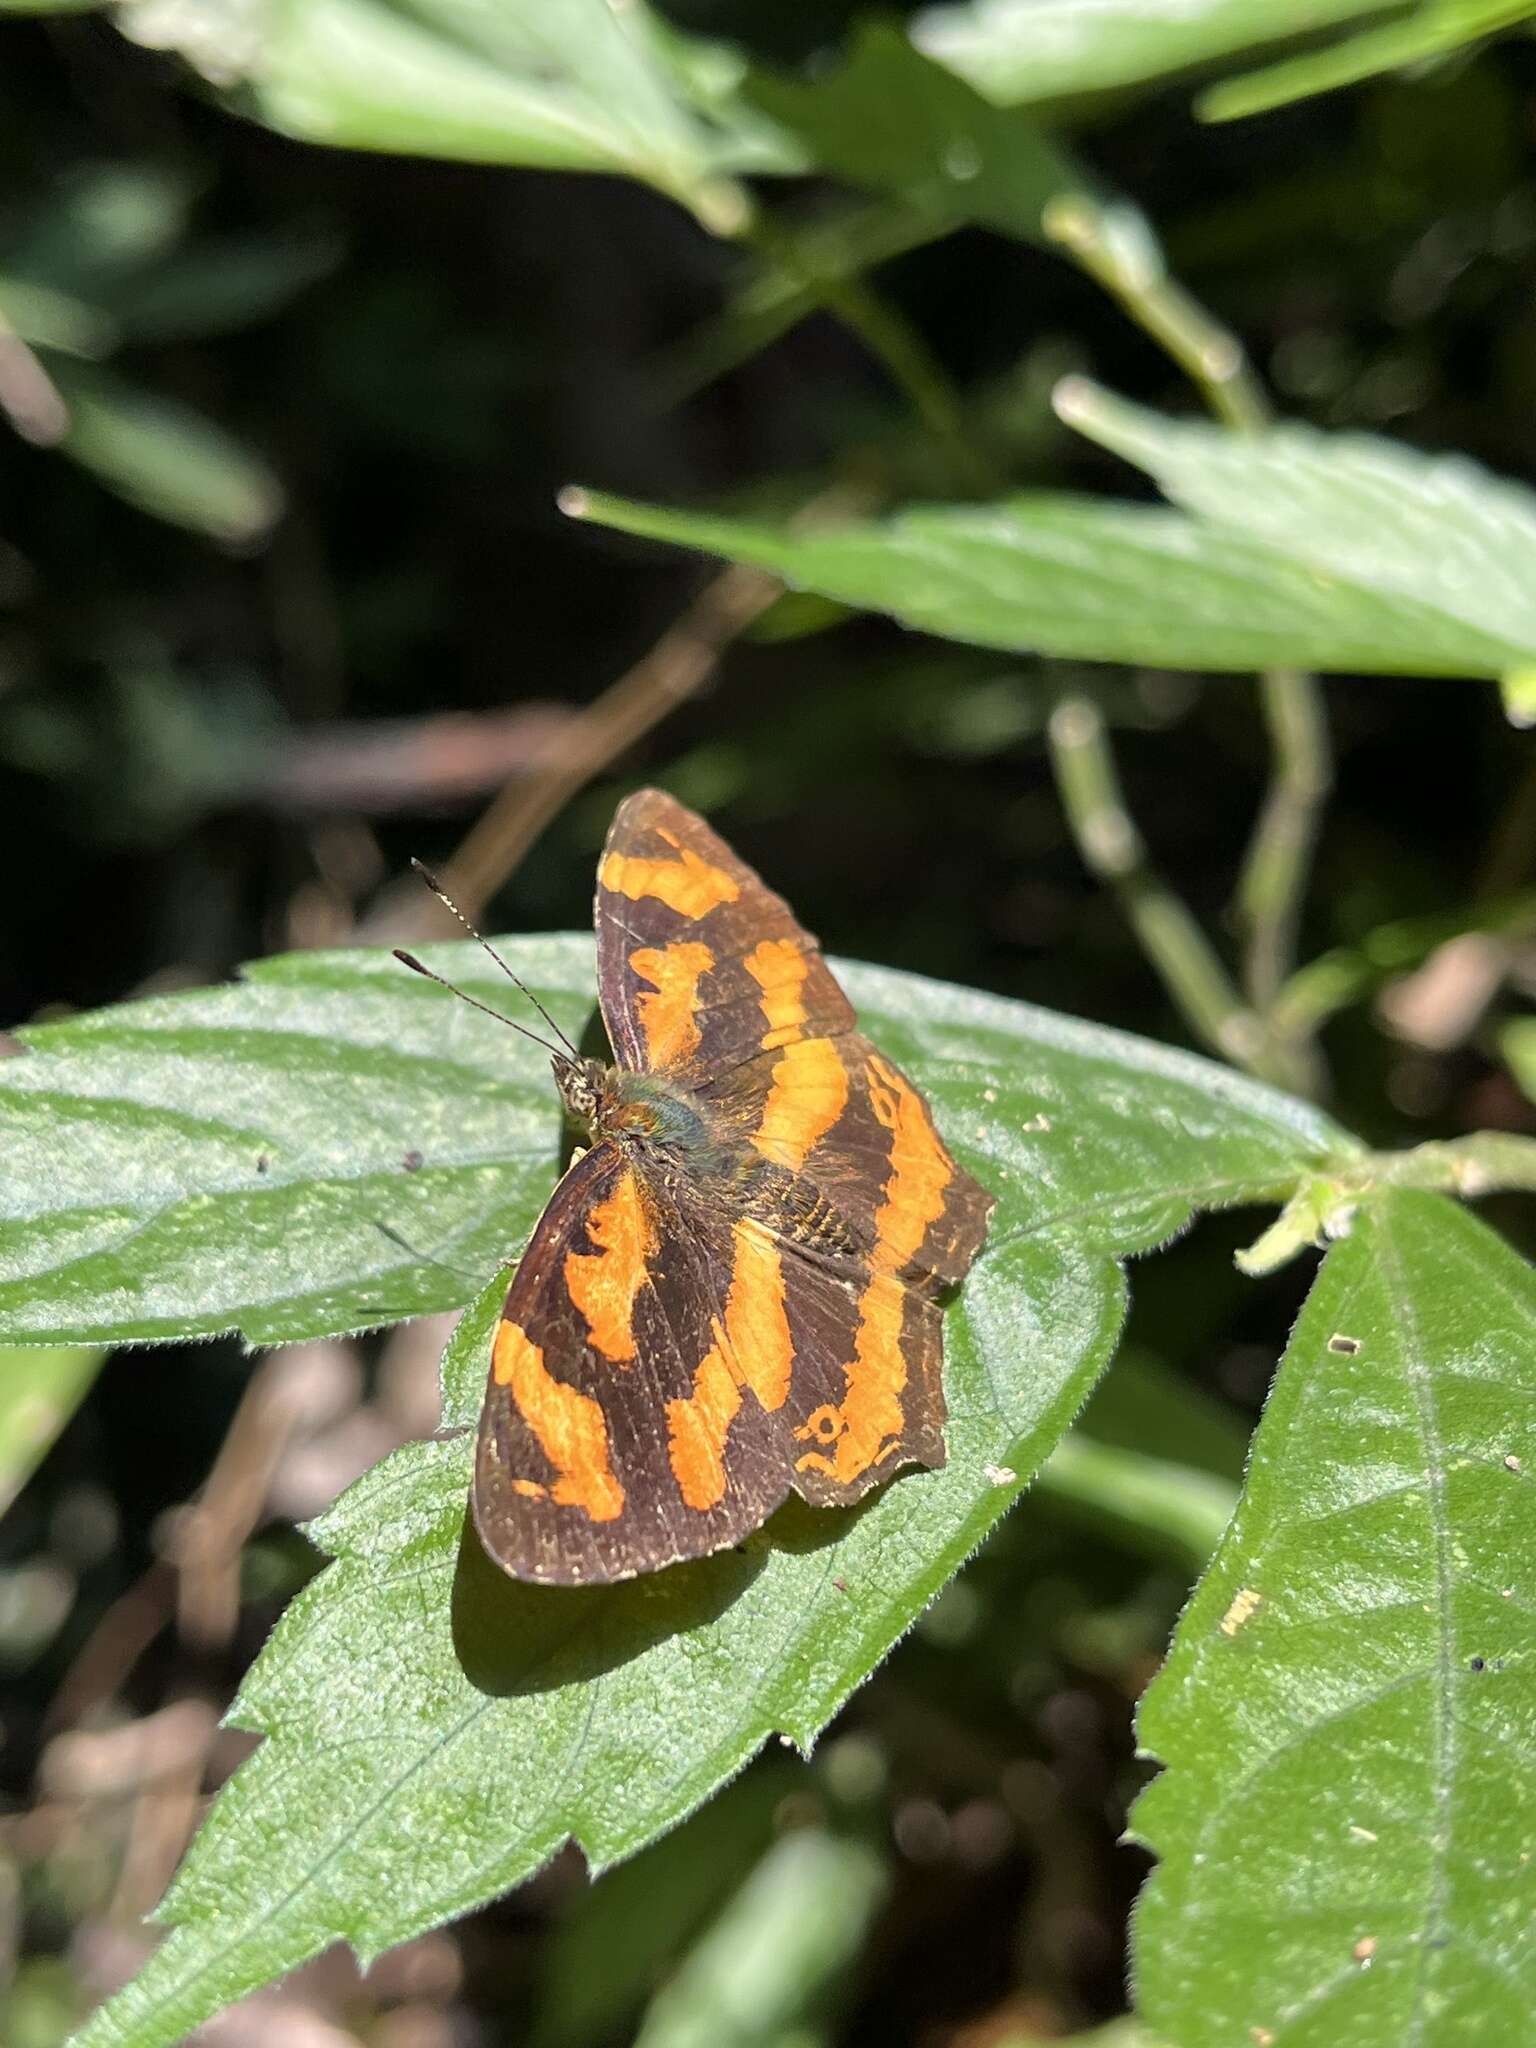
984,1464,1017,1487
1504,1453,1523,1473
1348,1824,1379,1844
1220,1588,1262,1637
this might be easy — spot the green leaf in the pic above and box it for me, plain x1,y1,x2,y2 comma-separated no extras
1202,1,1536,122
745,23,1083,246
102,230,344,344
0,1344,106,1518
0,935,1348,1351
1134,1191,1536,2045
114,0,766,230
1063,379,1536,677
565,467,1536,680
911,0,1397,105
42,939,1348,2045
568,381,1536,680
48,364,283,543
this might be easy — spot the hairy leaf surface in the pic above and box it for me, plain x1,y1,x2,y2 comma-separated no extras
1135,1192,1536,2045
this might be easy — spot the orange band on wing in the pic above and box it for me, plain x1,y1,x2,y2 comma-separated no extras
744,937,809,1050
750,1037,849,1172
492,1319,625,1522
666,1341,743,1511
600,845,740,918
629,940,714,1067
866,1054,952,1274
795,1271,907,1484
723,1218,793,1411
564,1169,657,1362
792,1058,954,1486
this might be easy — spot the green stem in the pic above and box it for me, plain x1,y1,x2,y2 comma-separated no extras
1237,666,1333,1017
1039,1435,1237,1572
1046,695,1275,1079
1043,193,1268,433
1238,1130,1536,1274
664,197,951,404
1044,191,1333,1085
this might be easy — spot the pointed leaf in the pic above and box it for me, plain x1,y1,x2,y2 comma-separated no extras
49,364,282,543
44,944,1350,2045
1064,379,1536,680
115,0,767,228
911,0,1399,105
565,464,1536,679
1134,1192,1536,2044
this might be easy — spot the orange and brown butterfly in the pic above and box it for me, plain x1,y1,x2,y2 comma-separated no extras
404,791,993,1585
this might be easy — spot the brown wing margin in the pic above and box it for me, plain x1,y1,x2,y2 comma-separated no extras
594,789,854,1082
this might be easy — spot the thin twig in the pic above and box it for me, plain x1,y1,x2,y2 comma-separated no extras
1044,191,1333,1085
371,556,781,938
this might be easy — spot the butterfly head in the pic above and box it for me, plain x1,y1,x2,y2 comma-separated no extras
552,1053,612,1131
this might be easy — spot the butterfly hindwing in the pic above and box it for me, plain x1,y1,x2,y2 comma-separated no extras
676,1188,950,1511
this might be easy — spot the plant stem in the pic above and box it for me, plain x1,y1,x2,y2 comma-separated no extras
1044,191,1332,1081
1039,1434,1237,1572
0,305,69,445
1043,193,1268,434
1237,666,1333,1015
1046,695,1274,1079
1237,1130,1536,1273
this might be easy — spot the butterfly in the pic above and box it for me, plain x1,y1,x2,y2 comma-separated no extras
400,791,993,1584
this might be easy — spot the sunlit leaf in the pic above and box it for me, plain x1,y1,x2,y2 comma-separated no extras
113,0,769,229
37,935,1350,2045
566,448,1536,678
1062,379,1536,679
0,935,1347,1350
1134,1192,1536,2044
911,0,1393,105
1202,0,1536,121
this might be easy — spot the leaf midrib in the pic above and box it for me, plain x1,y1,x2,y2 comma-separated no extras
1376,1216,1455,2045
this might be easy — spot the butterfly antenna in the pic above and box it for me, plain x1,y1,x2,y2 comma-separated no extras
394,948,567,1060
407,858,580,1057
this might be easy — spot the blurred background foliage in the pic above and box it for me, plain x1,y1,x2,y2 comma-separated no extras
1,1,1534,2043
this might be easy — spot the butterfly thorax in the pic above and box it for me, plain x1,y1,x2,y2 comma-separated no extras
553,1054,711,1159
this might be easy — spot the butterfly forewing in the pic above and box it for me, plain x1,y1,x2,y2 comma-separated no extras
595,788,854,1081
